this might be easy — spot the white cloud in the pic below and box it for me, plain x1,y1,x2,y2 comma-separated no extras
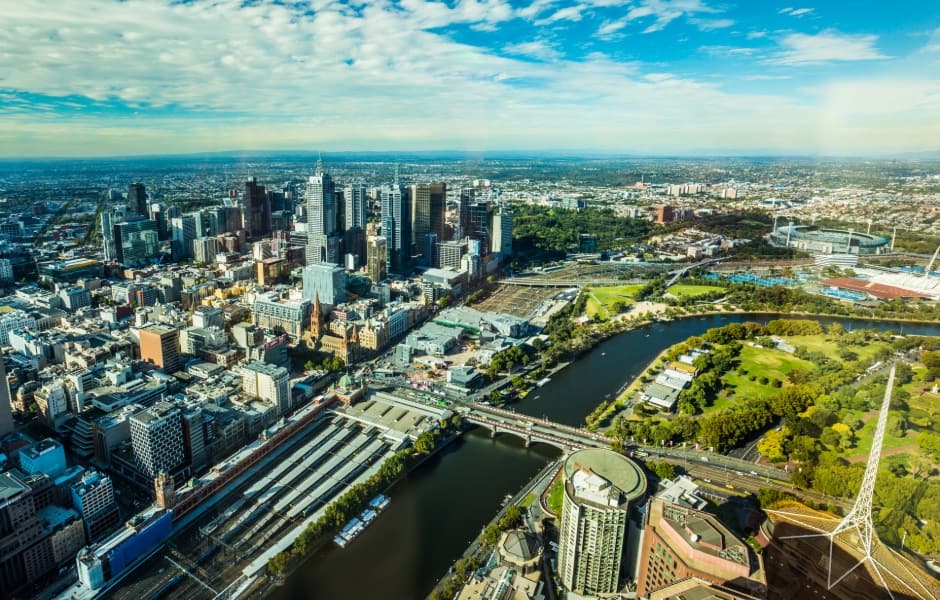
503,40,561,61
534,4,585,26
746,30,768,39
614,0,723,34
700,45,758,58
923,27,940,53
778,7,794,14
0,0,935,156
769,29,888,65
688,17,735,31
788,8,814,16
597,19,629,38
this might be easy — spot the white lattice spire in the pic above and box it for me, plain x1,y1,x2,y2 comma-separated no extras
767,362,940,600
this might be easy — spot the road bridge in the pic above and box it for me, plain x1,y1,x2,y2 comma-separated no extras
664,257,726,287
465,402,791,482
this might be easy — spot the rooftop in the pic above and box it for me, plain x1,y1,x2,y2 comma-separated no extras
563,448,646,506
0,471,29,503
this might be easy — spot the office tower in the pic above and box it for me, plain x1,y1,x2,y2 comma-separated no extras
429,182,447,240
148,202,169,241
381,180,410,273
458,188,475,239
0,354,12,437
306,157,340,265
302,262,347,307
0,470,55,595
236,361,291,415
656,205,674,224
170,211,204,260
468,201,492,255
491,204,513,256
128,182,147,217
424,233,438,268
101,211,118,262
367,236,387,283
205,205,242,236
70,470,120,542
409,183,431,253
557,448,647,596
113,218,159,265
180,406,207,471
138,325,180,373
437,239,467,270
0,259,12,283
192,236,220,264
129,402,185,478
344,182,368,264
243,177,271,239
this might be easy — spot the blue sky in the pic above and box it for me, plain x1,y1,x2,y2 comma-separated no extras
1,0,938,157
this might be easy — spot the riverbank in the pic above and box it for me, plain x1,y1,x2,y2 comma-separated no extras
427,457,563,600
260,430,462,596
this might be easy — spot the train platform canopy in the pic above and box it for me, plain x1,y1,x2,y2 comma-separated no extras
821,277,932,300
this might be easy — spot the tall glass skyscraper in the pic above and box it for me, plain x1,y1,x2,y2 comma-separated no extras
381,180,410,273
306,157,339,265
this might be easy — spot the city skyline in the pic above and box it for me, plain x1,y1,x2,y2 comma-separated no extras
1,0,939,158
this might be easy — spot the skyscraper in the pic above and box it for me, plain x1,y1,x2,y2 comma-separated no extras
344,182,368,265
0,353,13,437
429,182,447,240
491,203,513,256
306,157,340,265
458,187,475,239
128,182,147,217
366,236,387,283
408,182,447,261
468,201,492,255
113,218,159,265
409,183,430,253
557,448,647,596
381,179,410,273
129,402,186,479
243,177,271,239
170,211,204,260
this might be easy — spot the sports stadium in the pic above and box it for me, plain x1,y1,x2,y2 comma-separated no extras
768,225,890,255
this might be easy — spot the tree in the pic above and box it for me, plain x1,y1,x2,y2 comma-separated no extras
757,429,788,463
649,461,676,480
267,551,291,577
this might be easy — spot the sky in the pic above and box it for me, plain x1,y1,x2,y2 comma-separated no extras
1,0,939,157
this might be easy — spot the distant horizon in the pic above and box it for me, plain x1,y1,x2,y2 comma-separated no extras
3,147,940,162
2,1,939,157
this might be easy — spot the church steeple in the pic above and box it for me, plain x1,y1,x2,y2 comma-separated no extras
310,292,324,340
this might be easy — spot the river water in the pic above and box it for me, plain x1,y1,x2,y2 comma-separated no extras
272,314,940,600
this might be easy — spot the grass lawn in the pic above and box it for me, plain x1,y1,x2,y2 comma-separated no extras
839,407,921,462
546,477,564,515
719,344,814,404
666,284,726,298
584,284,644,319
519,493,536,508
786,335,893,364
